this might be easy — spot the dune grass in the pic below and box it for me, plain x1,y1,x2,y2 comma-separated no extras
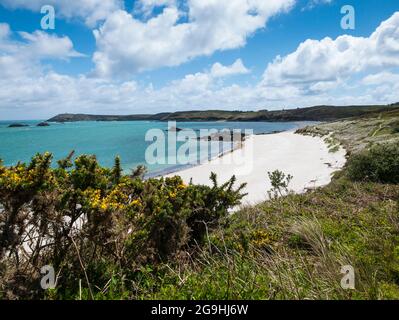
136,178,399,300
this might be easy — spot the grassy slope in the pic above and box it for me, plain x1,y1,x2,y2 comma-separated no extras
297,108,399,154
131,111,399,300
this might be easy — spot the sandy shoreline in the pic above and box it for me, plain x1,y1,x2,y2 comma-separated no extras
165,131,347,206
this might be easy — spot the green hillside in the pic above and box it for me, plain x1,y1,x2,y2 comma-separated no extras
48,103,399,123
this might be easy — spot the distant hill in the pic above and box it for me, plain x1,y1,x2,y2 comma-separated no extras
47,103,399,123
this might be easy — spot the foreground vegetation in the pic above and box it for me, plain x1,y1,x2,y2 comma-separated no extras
0,153,245,299
1,109,399,300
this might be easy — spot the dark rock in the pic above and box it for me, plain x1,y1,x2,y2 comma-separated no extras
8,123,28,128
167,126,183,132
197,130,247,142
37,122,50,127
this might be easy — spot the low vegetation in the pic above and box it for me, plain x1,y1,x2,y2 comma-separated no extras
296,107,399,154
0,153,245,299
141,179,399,300
1,109,398,300
347,143,399,184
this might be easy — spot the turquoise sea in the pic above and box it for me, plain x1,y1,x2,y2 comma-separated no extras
0,120,314,176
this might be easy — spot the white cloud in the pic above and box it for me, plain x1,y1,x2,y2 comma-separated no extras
18,31,84,59
2,12,399,119
304,0,332,10
0,23,10,39
92,0,295,77
134,0,177,17
210,59,250,78
0,24,83,60
0,0,123,27
362,71,399,85
0,24,84,80
361,71,399,103
164,59,251,94
262,12,399,90
0,57,254,118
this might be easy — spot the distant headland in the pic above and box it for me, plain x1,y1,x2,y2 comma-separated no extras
47,103,399,123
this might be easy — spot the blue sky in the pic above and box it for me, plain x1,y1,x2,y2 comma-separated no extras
0,0,398,119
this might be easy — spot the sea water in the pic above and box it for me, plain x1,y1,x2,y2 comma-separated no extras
0,120,314,176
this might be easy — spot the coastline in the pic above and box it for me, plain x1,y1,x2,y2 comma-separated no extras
147,138,245,179
164,131,347,206
146,126,309,178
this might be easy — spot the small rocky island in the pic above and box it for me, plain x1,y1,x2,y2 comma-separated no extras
198,130,247,142
166,126,183,132
8,123,29,128
37,122,50,127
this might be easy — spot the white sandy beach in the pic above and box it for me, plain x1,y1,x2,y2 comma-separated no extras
165,131,347,206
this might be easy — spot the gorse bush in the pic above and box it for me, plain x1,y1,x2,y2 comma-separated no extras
0,153,246,299
347,143,399,184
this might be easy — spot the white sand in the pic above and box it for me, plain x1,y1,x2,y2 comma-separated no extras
165,131,347,206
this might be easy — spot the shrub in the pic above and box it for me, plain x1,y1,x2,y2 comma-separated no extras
0,152,246,299
346,143,399,184
267,170,293,198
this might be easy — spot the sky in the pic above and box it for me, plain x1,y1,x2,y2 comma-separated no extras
0,0,398,120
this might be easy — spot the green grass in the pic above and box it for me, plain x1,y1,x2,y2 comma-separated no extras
296,110,399,154
135,179,398,300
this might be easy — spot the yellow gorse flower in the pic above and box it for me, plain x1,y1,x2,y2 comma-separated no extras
83,187,130,211
251,230,273,247
131,199,141,206
169,192,177,199
177,183,187,190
